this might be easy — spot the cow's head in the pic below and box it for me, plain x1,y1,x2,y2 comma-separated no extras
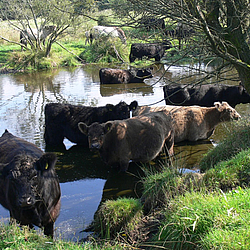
2,153,57,213
105,101,138,120
237,82,250,103
135,67,153,80
214,101,241,121
78,122,112,150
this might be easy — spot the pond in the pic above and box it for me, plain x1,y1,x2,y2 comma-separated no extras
0,63,249,241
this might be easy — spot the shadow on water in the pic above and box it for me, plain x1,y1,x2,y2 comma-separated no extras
54,144,144,200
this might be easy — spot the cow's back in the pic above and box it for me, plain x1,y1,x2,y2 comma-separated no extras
102,112,173,162
163,84,246,107
0,130,43,164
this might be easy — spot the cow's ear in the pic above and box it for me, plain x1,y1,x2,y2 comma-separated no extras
106,104,114,112
104,122,113,134
35,153,57,172
129,101,138,110
78,122,89,135
238,84,244,94
214,102,222,111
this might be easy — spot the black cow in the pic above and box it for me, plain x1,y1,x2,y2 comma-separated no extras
99,67,153,84
0,130,61,238
129,41,172,62
44,101,138,146
165,23,195,49
163,82,250,108
139,16,165,31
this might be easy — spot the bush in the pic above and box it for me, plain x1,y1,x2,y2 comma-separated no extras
79,39,129,63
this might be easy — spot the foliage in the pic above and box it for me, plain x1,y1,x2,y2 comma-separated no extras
109,0,250,92
200,119,250,172
79,39,129,63
154,187,250,250
0,0,90,57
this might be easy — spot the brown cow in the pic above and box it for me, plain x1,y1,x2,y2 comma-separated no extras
133,102,241,143
78,111,174,172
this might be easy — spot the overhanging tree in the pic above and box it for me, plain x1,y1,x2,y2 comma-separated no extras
0,0,94,57
110,0,250,92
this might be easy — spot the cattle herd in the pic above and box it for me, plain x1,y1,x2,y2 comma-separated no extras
2,21,249,239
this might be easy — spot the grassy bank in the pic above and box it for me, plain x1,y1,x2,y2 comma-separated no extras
85,119,250,249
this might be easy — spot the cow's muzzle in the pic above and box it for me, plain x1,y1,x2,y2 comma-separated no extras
19,196,35,208
90,142,101,150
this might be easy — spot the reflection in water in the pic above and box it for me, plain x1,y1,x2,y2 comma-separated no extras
100,82,153,97
0,64,249,241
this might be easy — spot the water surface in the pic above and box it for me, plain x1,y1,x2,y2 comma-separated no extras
0,64,248,240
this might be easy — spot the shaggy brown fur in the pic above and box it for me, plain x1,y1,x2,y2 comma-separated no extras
78,111,174,171
133,102,241,143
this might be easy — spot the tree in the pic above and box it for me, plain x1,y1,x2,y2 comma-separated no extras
0,0,94,57
110,0,250,92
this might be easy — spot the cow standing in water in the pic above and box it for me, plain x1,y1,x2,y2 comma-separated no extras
133,102,241,143
44,101,138,147
20,25,56,50
0,130,61,238
99,67,153,84
163,82,250,108
78,111,174,172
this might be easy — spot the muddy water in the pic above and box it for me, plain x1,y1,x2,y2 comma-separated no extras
0,64,248,241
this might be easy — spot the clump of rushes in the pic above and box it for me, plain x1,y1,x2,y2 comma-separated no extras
154,187,250,250
92,198,143,240
141,163,204,213
79,39,128,63
200,118,250,172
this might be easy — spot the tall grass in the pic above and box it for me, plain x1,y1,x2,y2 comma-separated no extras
154,187,250,250
92,198,143,239
200,118,250,171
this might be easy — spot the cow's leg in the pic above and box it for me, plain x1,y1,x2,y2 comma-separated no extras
119,159,130,172
44,222,54,238
44,125,65,145
90,33,93,44
155,55,161,61
20,33,27,51
165,131,175,156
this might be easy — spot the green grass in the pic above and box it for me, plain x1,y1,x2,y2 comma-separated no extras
200,119,250,172
154,187,250,250
92,198,143,239
203,148,250,191
0,222,127,249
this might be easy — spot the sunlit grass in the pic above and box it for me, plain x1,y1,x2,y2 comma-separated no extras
154,187,250,250
200,118,250,172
